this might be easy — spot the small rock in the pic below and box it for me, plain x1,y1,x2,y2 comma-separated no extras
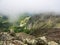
48,41,58,45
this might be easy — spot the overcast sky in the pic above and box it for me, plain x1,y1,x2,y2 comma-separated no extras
0,0,60,22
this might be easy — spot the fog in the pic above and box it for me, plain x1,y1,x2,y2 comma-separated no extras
0,0,60,22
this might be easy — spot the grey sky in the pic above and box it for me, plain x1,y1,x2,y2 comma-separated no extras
0,0,60,22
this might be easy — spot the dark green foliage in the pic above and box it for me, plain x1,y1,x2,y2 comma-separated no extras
0,15,10,32
13,26,30,34
14,26,24,33
0,13,60,34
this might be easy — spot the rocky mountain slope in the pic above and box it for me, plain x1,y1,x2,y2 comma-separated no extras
26,13,60,43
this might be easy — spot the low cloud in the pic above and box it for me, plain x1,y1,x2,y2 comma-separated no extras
0,0,60,22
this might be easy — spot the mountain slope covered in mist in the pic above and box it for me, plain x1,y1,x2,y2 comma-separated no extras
0,13,60,44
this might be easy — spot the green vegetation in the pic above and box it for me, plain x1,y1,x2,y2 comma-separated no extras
0,13,60,34
0,13,60,45
0,14,31,34
0,15,10,32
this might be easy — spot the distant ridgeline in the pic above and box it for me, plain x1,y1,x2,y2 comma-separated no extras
0,14,8,20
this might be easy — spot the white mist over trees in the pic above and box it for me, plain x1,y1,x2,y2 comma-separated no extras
0,0,60,22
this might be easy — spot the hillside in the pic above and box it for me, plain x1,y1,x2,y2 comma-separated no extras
0,13,60,45
26,13,60,43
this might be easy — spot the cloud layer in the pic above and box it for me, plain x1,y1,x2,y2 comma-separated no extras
0,0,60,22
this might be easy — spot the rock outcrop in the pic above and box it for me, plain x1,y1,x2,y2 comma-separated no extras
0,32,59,45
